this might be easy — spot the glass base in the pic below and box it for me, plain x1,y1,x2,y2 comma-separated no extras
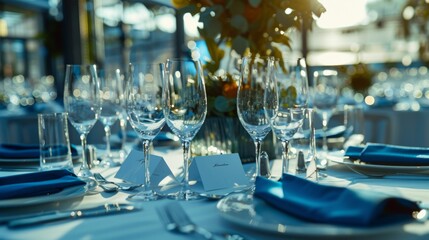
249,172,258,182
316,158,329,170
247,185,256,195
316,150,329,170
77,167,93,178
167,189,202,201
127,190,162,201
99,158,121,168
77,168,97,190
80,177,98,190
111,149,128,161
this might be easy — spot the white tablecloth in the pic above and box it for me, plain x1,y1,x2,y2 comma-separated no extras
1,147,429,240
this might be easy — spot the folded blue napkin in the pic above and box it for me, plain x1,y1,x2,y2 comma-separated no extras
0,169,86,200
0,144,78,159
314,125,346,139
345,143,429,166
254,174,419,227
295,125,346,140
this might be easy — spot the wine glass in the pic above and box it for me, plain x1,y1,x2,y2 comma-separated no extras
264,57,309,174
237,56,272,179
113,70,128,160
98,67,122,167
125,62,166,201
312,69,339,169
163,58,207,200
63,64,101,187
117,104,129,160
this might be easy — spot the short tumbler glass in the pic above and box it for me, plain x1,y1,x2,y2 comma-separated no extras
290,108,318,181
38,112,74,172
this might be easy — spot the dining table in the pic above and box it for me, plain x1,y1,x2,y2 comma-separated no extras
1,144,429,240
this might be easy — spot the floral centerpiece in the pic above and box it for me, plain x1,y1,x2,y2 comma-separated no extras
171,0,326,161
172,0,326,117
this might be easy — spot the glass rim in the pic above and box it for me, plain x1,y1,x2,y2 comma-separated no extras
128,61,164,66
37,112,68,117
165,57,201,63
313,69,338,77
241,55,306,60
65,64,97,67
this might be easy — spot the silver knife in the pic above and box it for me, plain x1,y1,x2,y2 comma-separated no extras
7,203,139,228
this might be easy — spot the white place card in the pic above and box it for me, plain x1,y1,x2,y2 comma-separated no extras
306,158,318,182
115,149,173,187
189,153,249,192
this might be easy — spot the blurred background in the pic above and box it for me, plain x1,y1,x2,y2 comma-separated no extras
0,0,428,147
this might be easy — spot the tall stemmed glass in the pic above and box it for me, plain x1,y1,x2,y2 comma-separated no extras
163,58,207,200
312,69,339,168
119,75,128,160
126,62,165,201
98,67,122,167
115,71,128,160
64,64,101,187
237,56,272,179
264,57,309,174
117,110,128,159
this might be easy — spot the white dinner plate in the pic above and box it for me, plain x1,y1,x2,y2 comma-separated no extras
217,193,410,238
328,154,429,177
0,185,86,208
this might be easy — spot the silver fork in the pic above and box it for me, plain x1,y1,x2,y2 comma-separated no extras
94,173,140,191
157,202,245,240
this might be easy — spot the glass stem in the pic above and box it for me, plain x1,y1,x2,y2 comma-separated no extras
322,117,328,153
280,140,289,174
142,139,152,192
104,125,111,158
182,140,191,191
120,117,127,151
254,140,262,177
80,133,89,170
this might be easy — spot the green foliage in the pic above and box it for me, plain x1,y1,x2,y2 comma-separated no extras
172,0,326,116
174,0,326,71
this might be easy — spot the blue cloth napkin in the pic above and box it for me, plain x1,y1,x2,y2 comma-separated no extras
254,174,419,227
295,125,346,140
0,169,86,200
314,125,346,139
345,143,429,166
0,144,78,159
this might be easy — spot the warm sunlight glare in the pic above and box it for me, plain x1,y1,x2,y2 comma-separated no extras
317,0,368,29
183,13,201,38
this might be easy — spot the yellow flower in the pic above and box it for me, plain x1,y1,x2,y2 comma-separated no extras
281,86,297,108
171,0,191,9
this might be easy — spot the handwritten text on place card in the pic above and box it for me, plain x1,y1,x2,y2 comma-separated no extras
190,153,249,191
